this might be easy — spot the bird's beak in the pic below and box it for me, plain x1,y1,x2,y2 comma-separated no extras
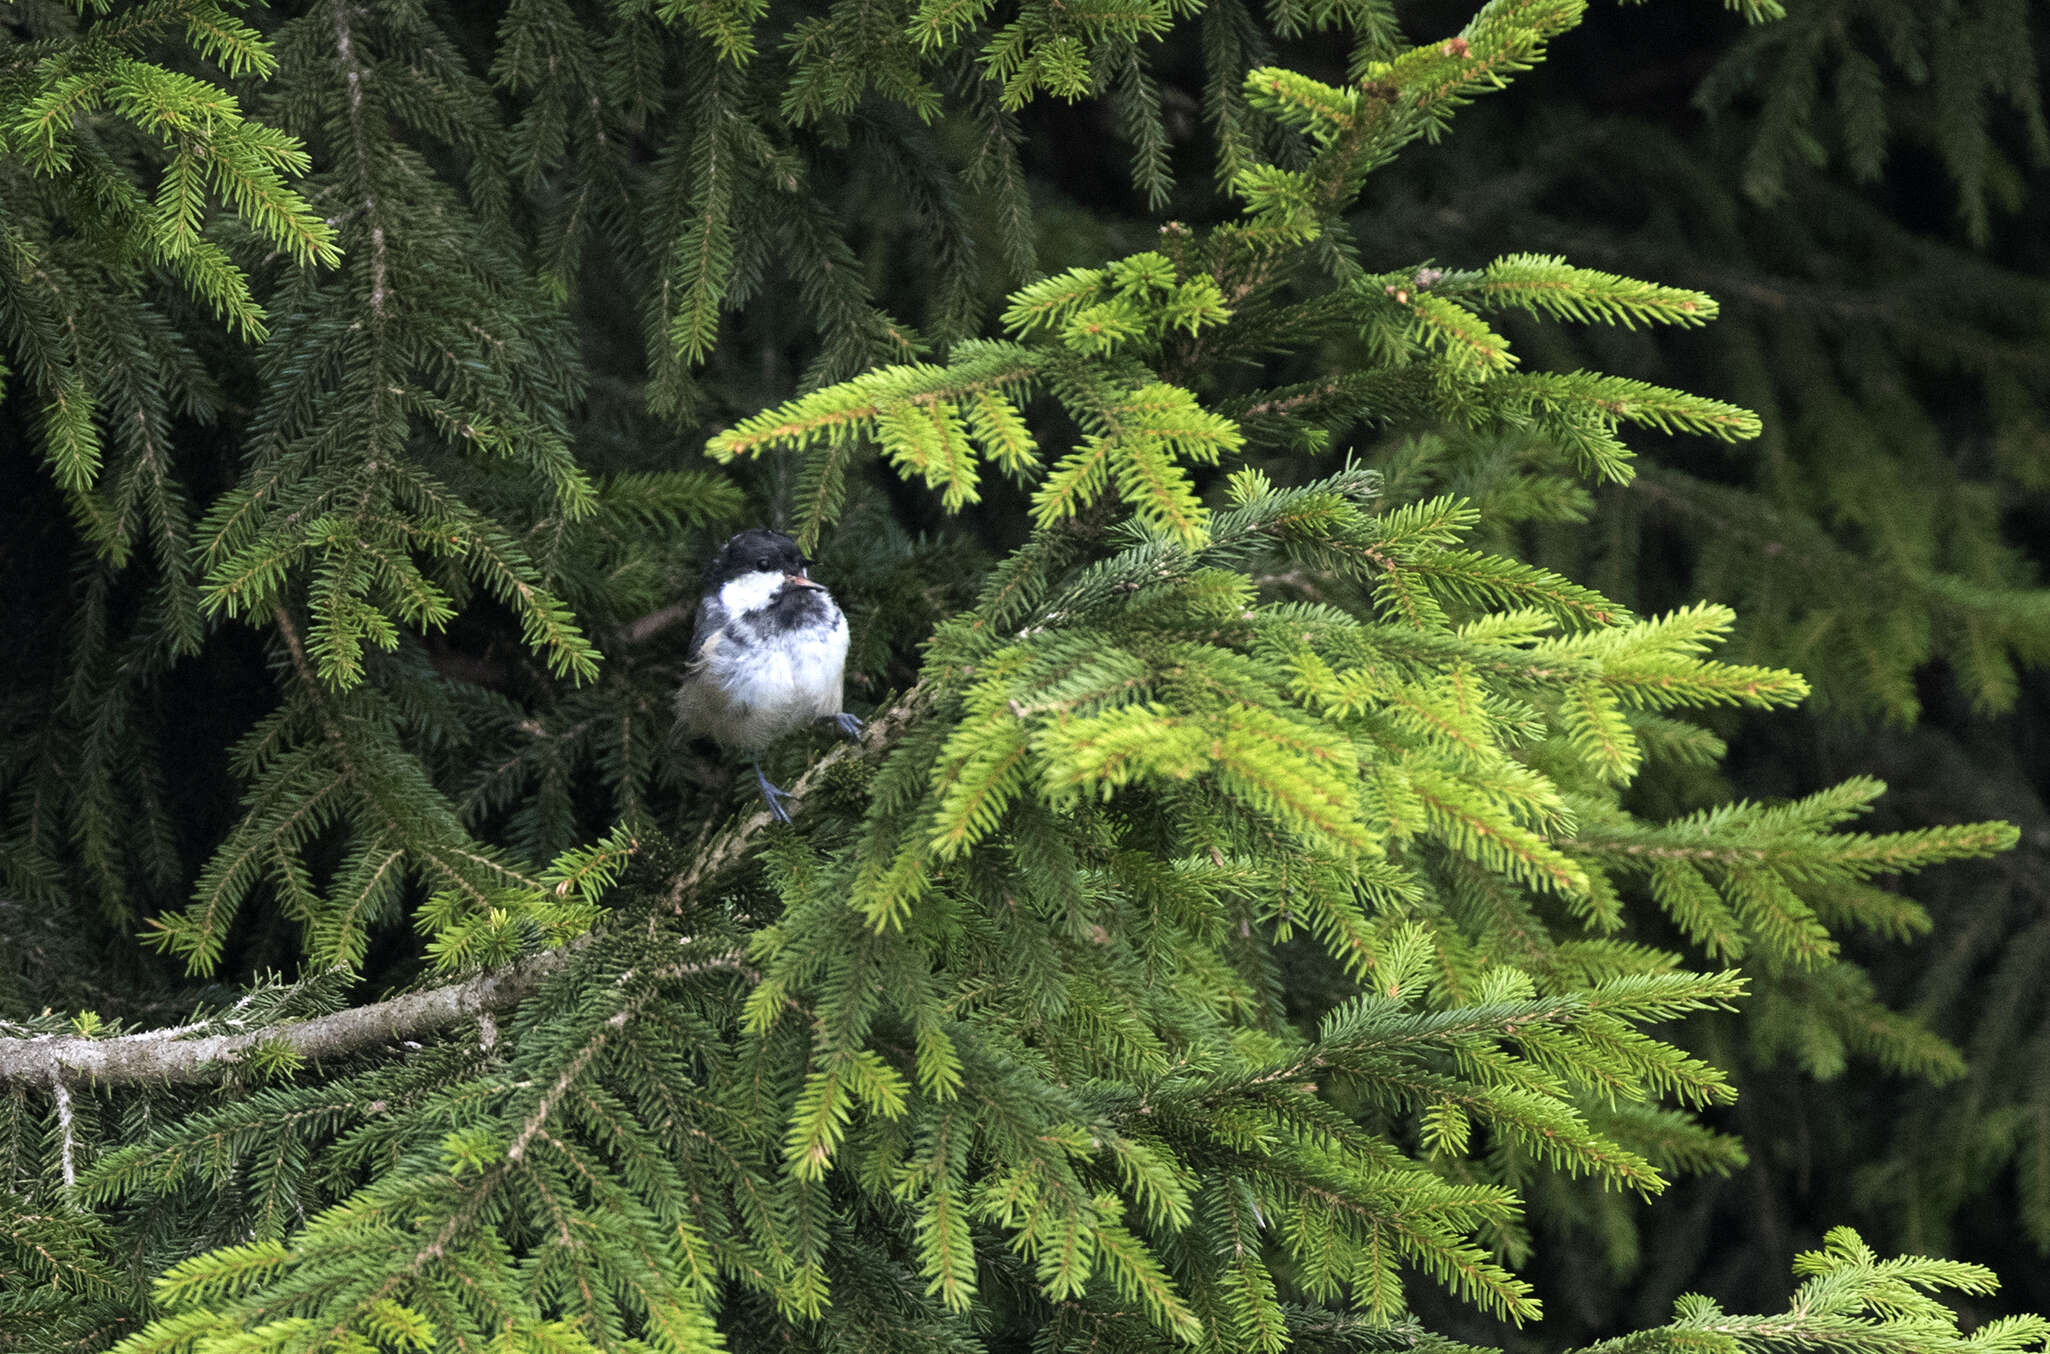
785,572,821,589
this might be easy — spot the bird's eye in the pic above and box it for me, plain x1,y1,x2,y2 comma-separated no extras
757,558,772,570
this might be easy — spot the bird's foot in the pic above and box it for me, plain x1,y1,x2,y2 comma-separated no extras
826,711,864,741
752,761,795,824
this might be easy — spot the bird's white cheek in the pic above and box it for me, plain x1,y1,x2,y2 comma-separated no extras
718,570,786,615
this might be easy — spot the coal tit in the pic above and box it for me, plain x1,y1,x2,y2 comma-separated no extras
674,528,863,822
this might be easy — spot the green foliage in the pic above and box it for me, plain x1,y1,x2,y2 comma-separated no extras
0,0,2043,1350
1359,20,2050,728
1572,1228,2048,1354
1309,0,2050,1284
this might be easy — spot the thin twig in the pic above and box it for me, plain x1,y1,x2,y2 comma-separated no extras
620,601,694,645
53,1078,76,1187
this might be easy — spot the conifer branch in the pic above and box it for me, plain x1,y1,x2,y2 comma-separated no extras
0,686,926,1088
661,684,932,912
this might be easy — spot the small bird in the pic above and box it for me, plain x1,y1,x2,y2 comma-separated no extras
675,528,863,822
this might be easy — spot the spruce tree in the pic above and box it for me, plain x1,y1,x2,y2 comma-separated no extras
0,1,2042,1352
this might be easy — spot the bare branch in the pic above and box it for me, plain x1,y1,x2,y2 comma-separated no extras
0,952,564,1088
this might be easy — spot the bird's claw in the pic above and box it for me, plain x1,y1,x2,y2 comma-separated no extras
752,762,795,824
749,717,859,823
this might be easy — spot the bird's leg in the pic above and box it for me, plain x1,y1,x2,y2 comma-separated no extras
750,758,795,824
824,711,864,741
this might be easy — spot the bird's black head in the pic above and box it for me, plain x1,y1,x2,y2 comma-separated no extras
706,528,811,587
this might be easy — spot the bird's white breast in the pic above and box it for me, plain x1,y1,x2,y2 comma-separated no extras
680,571,849,752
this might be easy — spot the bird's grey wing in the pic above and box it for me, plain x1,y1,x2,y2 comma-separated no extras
685,594,727,666
674,595,731,738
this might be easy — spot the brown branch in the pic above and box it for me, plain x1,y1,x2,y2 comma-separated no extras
0,686,930,1091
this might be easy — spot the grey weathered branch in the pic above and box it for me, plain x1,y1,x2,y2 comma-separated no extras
0,685,927,1091
0,952,566,1088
